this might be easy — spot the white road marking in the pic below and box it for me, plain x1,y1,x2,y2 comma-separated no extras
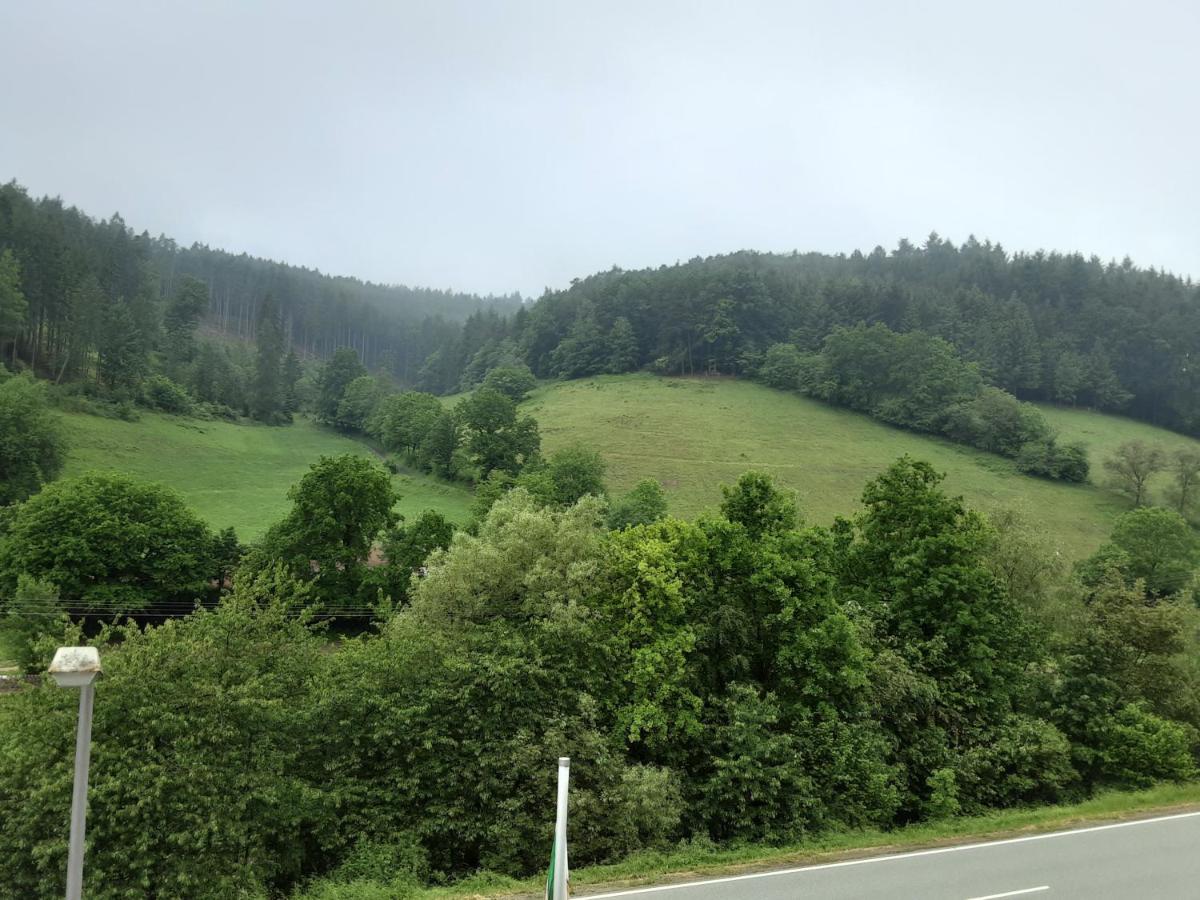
966,886,1049,900
580,810,1200,898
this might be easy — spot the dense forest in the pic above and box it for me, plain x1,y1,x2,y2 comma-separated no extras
4,179,1198,448
0,180,520,394
431,239,1200,440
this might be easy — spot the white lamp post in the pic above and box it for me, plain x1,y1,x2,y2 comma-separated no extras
48,646,102,900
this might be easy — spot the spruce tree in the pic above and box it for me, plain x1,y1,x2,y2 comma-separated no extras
251,294,286,422
162,276,209,377
282,350,303,413
606,316,638,373
0,250,28,366
97,300,148,391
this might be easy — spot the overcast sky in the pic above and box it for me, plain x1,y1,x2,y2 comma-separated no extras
1,1,1196,297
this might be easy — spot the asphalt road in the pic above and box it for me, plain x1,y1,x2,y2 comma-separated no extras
581,811,1200,900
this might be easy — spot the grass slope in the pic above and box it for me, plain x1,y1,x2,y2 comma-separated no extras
60,411,472,539
1040,404,1200,506
526,374,1200,561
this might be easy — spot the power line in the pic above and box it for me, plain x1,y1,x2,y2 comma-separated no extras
0,601,390,619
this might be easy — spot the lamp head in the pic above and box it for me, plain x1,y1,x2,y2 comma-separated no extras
48,646,102,688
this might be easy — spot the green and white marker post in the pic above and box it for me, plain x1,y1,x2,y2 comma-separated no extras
546,756,571,900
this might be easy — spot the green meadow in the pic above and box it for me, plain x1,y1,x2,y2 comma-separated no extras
525,374,1200,562
59,411,473,539
51,376,1200,561
1040,404,1200,506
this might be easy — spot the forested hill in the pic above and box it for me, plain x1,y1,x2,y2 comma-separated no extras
5,176,1199,439
0,180,520,382
438,238,1200,437
151,242,522,379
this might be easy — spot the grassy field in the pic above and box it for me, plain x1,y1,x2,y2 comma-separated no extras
525,374,1200,562
60,411,473,539
403,782,1200,899
1041,404,1199,506
50,379,1200,557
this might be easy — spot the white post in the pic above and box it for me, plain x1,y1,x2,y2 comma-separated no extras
548,756,570,899
65,682,95,900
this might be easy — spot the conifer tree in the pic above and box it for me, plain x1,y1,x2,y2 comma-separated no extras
97,300,148,391
0,250,28,366
282,350,303,413
606,316,638,373
162,276,209,377
251,294,286,422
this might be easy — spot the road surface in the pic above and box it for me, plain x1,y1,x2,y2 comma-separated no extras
581,811,1200,899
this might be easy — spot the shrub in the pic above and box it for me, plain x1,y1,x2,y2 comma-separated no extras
943,388,1050,456
757,343,804,390
956,715,1077,811
0,575,65,674
325,835,428,887
608,479,668,530
924,767,961,819
1016,439,1090,482
481,365,537,402
142,374,193,414
0,598,324,898
518,445,607,507
1092,703,1198,788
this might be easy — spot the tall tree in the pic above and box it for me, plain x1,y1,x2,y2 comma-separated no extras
161,276,209,377
607,479,668,530
0,249,28,366
606,316,638,374
1078,506,1200,598
97,299,148,391
455,388,540,477
846,457,1037,813
315,348,367,426
282,349,303,413
0,375,66,504
253,454,398,607
518,445,607,507
336,374,389,432
1166,448,1200,520
251,294,286,422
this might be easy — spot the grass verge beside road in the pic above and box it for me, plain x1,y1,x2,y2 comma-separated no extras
415,783,1200,899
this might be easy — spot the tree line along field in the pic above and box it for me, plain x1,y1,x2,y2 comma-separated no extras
48,373,1200,563
57,410,474,539
525,373,1200,562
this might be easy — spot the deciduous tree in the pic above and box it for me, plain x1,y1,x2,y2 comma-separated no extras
0,472,216,613
0,375,65,504
1103,440,1165,506
254,454,398,607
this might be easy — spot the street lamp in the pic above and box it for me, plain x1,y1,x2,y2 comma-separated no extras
48,646,102,900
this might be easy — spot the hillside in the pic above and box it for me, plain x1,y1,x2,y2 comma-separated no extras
1039,404,1200,502
59,412,473,539
526,374,1200,561
52,377,1198,560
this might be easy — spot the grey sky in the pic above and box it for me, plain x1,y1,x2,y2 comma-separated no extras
2,0,1196,297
